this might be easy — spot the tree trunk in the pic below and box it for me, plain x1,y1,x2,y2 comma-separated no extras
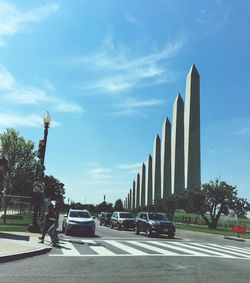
208,219,218,229
3,199,8,224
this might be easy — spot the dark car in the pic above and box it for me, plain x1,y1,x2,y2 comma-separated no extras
110,211,135,230
99,212,112,226
134,212,175,238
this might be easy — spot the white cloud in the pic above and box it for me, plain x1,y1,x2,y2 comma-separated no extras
53,100,85,113
0,66,15,90
7,87,49,104
117,163,142,170
88,168,112,180
74,39,183,94
124,12,143,28
232,126,250,136
0,1,59,45
0,66,83,114
112,97,164,116
0,113,60,128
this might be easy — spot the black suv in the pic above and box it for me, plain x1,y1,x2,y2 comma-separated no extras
99,212,112,226
134,212,175,238
110,211,135,230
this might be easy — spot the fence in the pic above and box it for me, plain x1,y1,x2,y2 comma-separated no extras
0,195,32,221
173,215,250,232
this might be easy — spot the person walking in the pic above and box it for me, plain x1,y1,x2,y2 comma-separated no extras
39,204,54,243
48,205,59,246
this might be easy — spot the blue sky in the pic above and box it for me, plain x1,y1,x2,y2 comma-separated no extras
0,0,249,205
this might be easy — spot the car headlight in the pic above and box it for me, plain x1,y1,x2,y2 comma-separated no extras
118,219,124,223
149,221,160,226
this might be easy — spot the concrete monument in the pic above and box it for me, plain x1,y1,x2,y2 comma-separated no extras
184,64,201,190
136,173,140,208
140,163,146,207
171,94,185,194
146,154,153,206
161,118,171,198
153,135,161,202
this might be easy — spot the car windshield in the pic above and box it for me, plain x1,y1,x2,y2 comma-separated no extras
69,211,91,218
119,213,133,219
148,213,167,221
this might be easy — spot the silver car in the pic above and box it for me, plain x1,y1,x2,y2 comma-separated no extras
62,209,95,236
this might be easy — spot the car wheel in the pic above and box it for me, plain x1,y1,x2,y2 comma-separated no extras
65,227,70,236
135,225,139,235
117,223,121,230
146,226,151,237
168,233,175,239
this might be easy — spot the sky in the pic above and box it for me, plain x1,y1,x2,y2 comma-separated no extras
0,0,249,206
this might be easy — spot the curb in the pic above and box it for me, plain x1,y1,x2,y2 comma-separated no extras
224,236,246,242
0,247,52,263
0,232,29,241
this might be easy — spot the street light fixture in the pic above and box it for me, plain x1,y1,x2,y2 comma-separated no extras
28,112,51,232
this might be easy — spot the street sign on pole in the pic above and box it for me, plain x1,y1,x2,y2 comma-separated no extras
33,181,45,193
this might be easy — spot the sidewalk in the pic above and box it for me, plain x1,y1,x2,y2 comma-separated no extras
0,232,52,263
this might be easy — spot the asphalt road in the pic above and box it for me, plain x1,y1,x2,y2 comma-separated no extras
0,219,249,283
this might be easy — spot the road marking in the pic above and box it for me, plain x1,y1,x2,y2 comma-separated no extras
151,241,207,256
192,243,250,258
105,240,148,255
60,241,81,256
49,240,250,259
209,243,250,254
227,246,250,253
81,240,115,256
181,242,236,258
128,241,179,255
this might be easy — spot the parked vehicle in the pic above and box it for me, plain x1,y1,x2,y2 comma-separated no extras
62,209,95,236
110,211,135,230
134,212,175,238
99,212,112,226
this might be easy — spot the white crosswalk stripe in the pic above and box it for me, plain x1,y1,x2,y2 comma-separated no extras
128,241,179,255
206,244,250,257
105,240,148,255
81,240,116,256
49,239,250,259
151,241,208,256
60,241,81,256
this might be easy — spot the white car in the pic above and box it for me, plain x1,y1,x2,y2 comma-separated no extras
62,209,95,236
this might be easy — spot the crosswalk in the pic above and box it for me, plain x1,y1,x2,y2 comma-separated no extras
49,239,250,259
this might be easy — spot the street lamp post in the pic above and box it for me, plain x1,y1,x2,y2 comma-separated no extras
28,112,51,232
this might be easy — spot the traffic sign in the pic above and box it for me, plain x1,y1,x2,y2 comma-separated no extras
33,181,45,193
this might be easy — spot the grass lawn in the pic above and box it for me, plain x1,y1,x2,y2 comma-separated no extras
176,223,250,239
175,209,250,239
0,212,41,232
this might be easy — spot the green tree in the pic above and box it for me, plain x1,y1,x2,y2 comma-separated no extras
114,199,124,211
44,175,65,207
152,195,178,221
0,129,37,223
95,201,113,214
0,129,36,196
182,179,250,229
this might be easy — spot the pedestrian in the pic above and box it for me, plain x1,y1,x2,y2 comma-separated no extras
48,205,59,246
39,204,54,243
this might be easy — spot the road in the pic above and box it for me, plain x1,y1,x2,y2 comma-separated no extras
0,218,249,283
